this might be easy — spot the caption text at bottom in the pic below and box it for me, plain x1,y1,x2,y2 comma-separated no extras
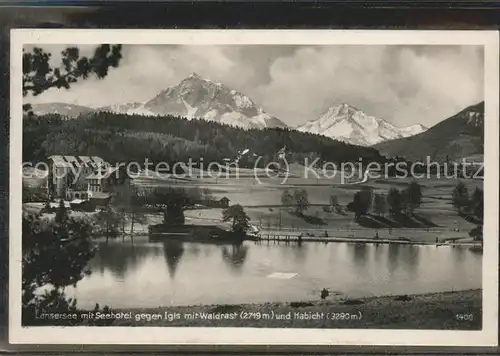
37,310,364,322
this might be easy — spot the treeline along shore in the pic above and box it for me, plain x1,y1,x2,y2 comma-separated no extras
23,112,384,169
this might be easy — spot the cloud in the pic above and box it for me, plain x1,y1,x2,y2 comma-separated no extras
28,45,260,107
256,45,484,127
28,44,483,128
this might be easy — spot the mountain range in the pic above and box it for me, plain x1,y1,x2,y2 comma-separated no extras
373,102,484,162
30,73,430,146
297,103,428,146
32,73,286,130
29,102,94,117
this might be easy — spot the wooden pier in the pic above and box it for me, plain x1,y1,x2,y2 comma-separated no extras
255,232,483,247
257,234,417,245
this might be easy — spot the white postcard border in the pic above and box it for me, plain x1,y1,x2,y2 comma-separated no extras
9,29,499,346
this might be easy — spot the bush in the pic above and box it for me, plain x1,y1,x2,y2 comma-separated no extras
22,210,95,326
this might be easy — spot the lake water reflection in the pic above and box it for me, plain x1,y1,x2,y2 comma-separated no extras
68,237,482,309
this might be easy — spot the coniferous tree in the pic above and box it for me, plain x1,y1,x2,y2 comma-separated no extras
387,188,402,216
293,189,310,215
329,195,339,208
406,181,422,215
54,199,68,224
452,181,469,213
470,187,484,220
24,111,387,169
22,212,95,325
21,44,122,324
163,202,185,226
222,204,250,236
347,187,372,221
281,189,294,207
23,45,122,112
373,194,387,216
95,205,121,243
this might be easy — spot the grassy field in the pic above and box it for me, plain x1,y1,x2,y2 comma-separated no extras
23,166,482,242
178,174,482,242
110,289,482,330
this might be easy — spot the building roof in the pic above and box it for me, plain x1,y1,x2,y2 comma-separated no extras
79,156,93,165
89,192,111,200
92,156,109,167
64,155,79,166
48,155,109,170
49,201,71,208
48,155,73,168
86,166,121,180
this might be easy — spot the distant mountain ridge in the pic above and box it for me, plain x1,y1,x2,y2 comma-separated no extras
141,73,287,129
31,73,287,130
373,102,484,162
100,102,154,116
30,75,432,145
30,102,94,117
297,103,428,146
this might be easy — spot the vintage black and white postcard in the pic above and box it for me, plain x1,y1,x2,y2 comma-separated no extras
9,29,499,346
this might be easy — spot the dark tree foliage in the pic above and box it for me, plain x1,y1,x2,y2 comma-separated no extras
281,189,293,207
131,186,189,226
94,205,121,243
405,181,423,215
329,195,339,208
469,225,483,241
131,186,202,214
23,112,386,168
22,211,95,325
21,44,123,324
222,204,250,236
373,193,387,216
452,181,470,213
293,188,310,215
23,45,122,111
470,187,483,221
163,203,185,226
387,188,402,216
54,199,68,224
110,184,147,234
347,187,372,220
22,185,47,203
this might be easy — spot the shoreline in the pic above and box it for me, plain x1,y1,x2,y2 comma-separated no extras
109,289,482,329
24,202,483,248
115,232,483,248
253,235,483,247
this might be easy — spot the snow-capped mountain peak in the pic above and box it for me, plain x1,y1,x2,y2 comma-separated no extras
399,123,429,137
99,101,155,116
297,103,428,146
140,74,287,129
28,74,286,130
466,110,484,127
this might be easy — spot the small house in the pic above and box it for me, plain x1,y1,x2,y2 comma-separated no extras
219,197,230,208
86,165,132,194
69,199,95,212
88,191,112,209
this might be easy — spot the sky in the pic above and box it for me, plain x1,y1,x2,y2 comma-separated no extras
27,44,484,128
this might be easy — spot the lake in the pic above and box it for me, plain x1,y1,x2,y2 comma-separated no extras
68,237,483,309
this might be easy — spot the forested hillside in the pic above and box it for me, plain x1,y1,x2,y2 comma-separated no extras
23,111,385,168
374,102,484,162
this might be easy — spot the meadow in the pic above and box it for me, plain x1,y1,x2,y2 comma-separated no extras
134,165,483,243
23,164,483,243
